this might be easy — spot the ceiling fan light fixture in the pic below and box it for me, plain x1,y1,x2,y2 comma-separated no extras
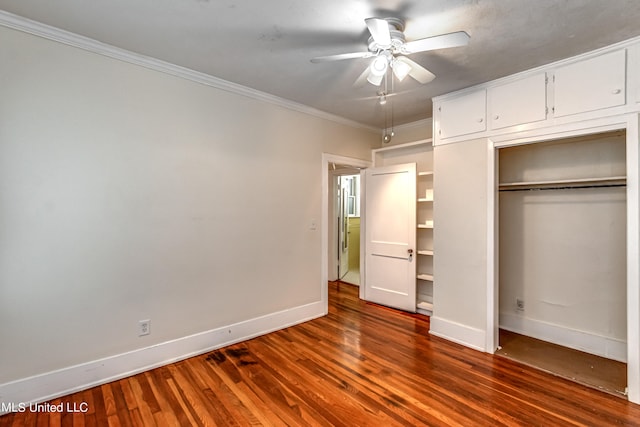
367,55,389,86
369,55,389,76
367,72,384,86
392,58,412,81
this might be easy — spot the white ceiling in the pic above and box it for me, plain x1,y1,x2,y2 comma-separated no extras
2,0,640,129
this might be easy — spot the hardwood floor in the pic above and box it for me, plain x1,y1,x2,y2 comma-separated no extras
497,329,627,396
2,281,640,426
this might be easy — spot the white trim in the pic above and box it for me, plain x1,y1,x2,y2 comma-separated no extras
359,168,367,300
486,140,498,353
429,317,486,352
321,154,372,308
500,313,627,363
625,114,640,403
0,10,378,133
371,138,433,155
491,118,631,148
0,301,324,413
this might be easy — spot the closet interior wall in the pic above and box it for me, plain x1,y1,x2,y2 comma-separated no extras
498,131,627,362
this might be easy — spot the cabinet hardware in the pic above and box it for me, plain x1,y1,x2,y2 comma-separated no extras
612,89,622,94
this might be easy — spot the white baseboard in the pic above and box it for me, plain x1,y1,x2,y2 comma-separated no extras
500,312,627,363
429,316,486,352
0,301,324,414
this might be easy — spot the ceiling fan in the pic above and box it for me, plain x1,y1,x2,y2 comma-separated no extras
311,17,470,86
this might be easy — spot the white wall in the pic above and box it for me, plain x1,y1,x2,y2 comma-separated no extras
381,118,432,147
431,139,489,348
0,25,378,387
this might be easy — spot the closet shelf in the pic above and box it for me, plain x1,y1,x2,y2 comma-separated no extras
418,171,434,177
418,197,434,202
418,249,434,256
499,175,626,191
418,220,434,229
417,273,434,281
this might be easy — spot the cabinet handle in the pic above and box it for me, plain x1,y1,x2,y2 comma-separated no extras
477,118,484,123
494,115,500,120
612,89,622,94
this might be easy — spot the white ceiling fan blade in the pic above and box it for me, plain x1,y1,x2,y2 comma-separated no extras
396,57,435,84
402,31,470,54
311,52,372,63
365,18,391,47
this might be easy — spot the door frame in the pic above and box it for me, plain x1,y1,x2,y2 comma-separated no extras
322,153,372,313
486,114,640,403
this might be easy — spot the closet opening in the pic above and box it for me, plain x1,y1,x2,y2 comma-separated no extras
495,130,628,396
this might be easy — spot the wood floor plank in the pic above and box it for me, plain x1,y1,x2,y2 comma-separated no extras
2,281,640,426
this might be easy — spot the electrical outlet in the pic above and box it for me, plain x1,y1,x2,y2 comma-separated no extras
138,319,150,336
516,298,525,311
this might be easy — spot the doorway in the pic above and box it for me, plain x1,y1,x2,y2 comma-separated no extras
494,130,628,396
321,154,371,306
337,174,361,284
331,169,362,285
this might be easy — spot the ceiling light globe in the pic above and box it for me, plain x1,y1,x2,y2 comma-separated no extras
370,55,389,76
392,58,412,81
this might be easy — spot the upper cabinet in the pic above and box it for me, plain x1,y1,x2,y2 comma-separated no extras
553,49,626,117
488,73,547,130
437,90,486,139
433,38,640,146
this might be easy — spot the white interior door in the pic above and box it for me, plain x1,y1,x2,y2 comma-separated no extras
363,163,416,312
338,177,349,279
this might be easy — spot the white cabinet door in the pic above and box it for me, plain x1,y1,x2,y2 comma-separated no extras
489,73,547,130
437,90,486,140
363,163,416,312
554,49,626,117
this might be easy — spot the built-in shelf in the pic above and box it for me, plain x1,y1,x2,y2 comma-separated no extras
418,249,434,256
418,220,434,229
418,171,434,177
499,175,626,191
417,273,434,281
416,299,433,315
418,189,434,203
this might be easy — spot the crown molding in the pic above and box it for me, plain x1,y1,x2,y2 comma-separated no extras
0,10,379,133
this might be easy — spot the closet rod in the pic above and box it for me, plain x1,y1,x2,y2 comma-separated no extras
499,183,627,192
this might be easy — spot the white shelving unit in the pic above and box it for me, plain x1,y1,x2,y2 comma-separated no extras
372,139,435,316
416,166,434,316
